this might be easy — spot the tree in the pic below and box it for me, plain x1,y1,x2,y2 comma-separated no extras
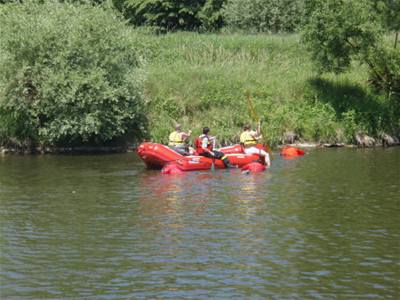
373,0,400,32
122,0,225,31
302,0,399,102
223,0,304,33
197,0,225,31
0,0,147,148
373,0,400,48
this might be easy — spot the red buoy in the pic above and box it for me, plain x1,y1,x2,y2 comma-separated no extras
161,164,183,175
241,162,266,173
280,146,305,157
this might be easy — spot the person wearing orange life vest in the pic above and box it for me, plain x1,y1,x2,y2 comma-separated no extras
196,127,233,168
240,122,271,167
168,124,192,155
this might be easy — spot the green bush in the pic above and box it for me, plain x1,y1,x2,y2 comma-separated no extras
367,45,400,103
223,0,304,33
0,0,146,147
372,0,400,32
302,0,399,105
197,0,225,31
122,0,225,32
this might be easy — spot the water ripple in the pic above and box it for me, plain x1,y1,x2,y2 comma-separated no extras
1,150,399,299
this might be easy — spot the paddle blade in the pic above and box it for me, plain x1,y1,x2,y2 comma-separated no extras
245,90,259,122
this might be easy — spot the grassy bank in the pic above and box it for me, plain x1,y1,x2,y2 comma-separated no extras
140,32,398,146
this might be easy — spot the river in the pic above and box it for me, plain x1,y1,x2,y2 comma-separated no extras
1,148,399,299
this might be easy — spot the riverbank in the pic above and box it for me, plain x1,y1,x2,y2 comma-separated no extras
141,33,399,146
0,146,133,155
2,138,398,155
1,31,399,150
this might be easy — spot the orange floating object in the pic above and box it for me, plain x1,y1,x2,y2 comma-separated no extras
280,146,305,157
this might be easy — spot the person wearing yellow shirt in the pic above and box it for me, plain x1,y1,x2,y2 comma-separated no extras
240,122,271,167
168,124,192,155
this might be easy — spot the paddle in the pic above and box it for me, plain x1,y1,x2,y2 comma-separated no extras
245,90,273,160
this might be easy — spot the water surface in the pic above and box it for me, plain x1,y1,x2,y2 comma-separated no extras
1,148,399,299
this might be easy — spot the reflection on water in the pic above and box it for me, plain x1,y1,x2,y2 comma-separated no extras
1,148,399,299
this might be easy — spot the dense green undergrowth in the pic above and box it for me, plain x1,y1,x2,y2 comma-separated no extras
0,1,398,149
0,1,147,149
141,32,399,146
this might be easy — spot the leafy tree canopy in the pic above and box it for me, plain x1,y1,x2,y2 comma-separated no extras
0,0,147,147
123,0,225,31
223,0,304,33
302,0,399,103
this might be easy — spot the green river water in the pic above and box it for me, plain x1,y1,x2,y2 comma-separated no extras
1,148,399,299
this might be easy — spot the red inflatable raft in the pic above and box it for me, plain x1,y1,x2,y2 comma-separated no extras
137,142,266,171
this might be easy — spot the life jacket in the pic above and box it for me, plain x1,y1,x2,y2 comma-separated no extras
240,131,257,147
168,131,184,147
195,135,213,155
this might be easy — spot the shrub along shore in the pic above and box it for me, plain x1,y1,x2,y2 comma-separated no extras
0,2,398,153
2,31,400,153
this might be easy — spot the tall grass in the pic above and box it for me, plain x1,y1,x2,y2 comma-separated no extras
140,32,398,146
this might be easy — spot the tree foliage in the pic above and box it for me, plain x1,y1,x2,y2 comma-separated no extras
122,0,225,31
223,0,304,33
197,0,225,30
0,0,146,147
372,0,400,32
302,0,399,103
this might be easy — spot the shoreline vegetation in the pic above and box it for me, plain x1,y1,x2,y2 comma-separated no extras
141,33,399,149
1,1,399,154
1,139,399,155
1,31,398,154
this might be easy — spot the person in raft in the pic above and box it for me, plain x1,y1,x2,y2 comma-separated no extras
168,124,192,155
195,127,234,168
240,122,271,167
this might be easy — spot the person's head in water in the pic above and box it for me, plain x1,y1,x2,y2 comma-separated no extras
243,123,251,131
203,127,210,135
